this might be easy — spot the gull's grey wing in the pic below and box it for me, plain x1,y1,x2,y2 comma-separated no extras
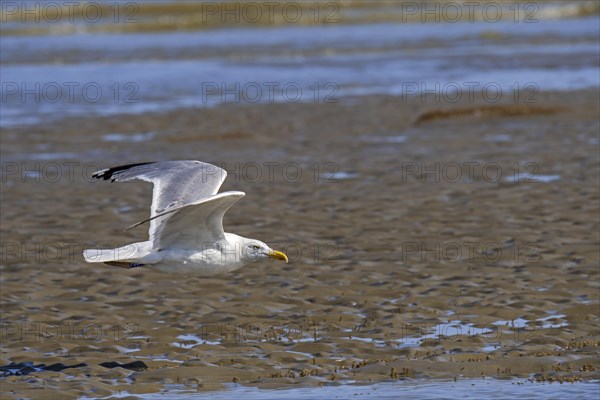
151,191,245,249
92,160,227,241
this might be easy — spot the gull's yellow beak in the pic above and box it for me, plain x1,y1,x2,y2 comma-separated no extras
268,250,289,263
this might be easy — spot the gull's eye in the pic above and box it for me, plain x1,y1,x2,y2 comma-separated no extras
251,244,260,250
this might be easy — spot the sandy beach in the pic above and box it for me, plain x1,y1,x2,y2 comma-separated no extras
1,86,598,397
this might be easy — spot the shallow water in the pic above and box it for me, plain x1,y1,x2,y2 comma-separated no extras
97,379,600,400
1,13,598,126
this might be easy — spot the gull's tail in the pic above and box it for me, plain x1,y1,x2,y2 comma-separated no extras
83,244,143,264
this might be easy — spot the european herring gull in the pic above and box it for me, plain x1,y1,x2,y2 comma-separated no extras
83,160,288,275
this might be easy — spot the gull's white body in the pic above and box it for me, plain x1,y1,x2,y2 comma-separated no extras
83,161,288,275
90,233,254,275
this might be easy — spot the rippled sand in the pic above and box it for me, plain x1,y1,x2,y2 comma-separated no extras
1,89,598,398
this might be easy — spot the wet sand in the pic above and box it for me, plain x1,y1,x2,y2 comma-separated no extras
1,89,599,398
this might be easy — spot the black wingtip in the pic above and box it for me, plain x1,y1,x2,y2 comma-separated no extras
92,162,156,181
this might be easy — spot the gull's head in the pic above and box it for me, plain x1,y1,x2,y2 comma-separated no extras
239,237,288,264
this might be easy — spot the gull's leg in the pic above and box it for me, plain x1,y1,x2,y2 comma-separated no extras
104,262,145,269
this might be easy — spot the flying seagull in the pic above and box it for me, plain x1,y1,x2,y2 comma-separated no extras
83,160,288,275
